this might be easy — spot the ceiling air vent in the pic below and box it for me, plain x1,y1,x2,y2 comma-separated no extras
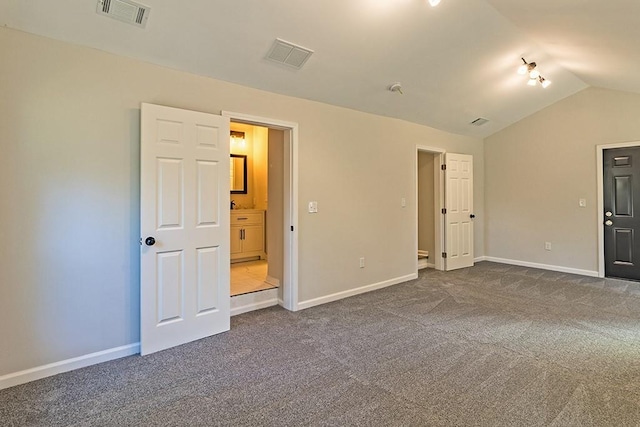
266,39,314,69
96,0,150,28
470,117,489,126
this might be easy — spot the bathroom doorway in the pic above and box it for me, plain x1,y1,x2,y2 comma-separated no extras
416,145,445,272
224,111,299,314
229,123,275,297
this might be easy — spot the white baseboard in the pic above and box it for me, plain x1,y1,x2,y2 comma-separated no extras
231,288,279,316
483,256,599,277
0,343,140,391
417,260,436,270
474,255,487,262
297,273,418,311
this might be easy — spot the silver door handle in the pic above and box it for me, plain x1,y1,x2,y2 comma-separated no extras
605,220,613,226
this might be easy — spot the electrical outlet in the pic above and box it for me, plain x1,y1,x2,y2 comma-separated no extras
359,257,365,268
579,198,587,208
545,242,552,251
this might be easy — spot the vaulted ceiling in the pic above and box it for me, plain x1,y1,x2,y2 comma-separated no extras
2,0,638,138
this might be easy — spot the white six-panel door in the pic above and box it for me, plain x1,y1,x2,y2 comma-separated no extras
140,103,230,355
444,153,474,271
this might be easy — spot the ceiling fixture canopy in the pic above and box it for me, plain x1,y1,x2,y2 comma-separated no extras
428,0,442,6
389,82,403,94
518,58,551,88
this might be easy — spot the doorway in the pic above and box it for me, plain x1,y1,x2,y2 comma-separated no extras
600,144,640,280
229,123,275,297
223,111,299,312
416,146,445,272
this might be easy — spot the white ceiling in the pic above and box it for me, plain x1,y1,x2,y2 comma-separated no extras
2,0,636,138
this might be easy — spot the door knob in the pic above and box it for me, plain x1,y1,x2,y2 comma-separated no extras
605,211,613,217
605,220,613,227
470,214,476,219
145,237,156,246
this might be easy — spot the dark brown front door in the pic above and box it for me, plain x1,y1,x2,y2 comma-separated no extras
603,146,640,280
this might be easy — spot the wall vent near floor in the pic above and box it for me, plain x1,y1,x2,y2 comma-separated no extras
96,0,150,28
470,117,489,126
266,38,314,69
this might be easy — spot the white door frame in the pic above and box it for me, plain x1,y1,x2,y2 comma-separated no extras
416,145,446,272
596,140,640,278
222,111,299,311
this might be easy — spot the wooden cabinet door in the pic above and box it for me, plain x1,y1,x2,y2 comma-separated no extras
242,225,265,253
230,226,243,255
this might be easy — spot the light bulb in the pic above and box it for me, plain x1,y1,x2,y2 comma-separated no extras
529,69,540,79
231,136,246,147
527,78,537,87
517,64,528,75
541,78,551,88
429,0,441,6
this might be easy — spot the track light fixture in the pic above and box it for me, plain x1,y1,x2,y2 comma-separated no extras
518,58,551,88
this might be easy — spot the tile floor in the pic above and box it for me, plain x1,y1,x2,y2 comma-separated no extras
230,260,277,296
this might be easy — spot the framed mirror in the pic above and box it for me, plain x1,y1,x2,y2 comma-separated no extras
230,154,247,194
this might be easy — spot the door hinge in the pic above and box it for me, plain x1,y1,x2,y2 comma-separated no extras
291,226,294,231
442,252,447,258
441,208,447,214
441,164,446,171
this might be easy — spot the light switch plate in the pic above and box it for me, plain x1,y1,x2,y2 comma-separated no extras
308,201,318,213
401,198,406,207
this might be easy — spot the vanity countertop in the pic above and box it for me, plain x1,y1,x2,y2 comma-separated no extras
230,209,264,213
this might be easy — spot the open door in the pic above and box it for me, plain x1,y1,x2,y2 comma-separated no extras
140,103,230,355
444,153,474,271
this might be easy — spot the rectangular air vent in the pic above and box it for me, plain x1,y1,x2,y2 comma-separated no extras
266,39,314,69
97,0,150,28
470,117,489,126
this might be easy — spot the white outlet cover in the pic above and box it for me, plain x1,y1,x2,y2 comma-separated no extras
308,201,318,213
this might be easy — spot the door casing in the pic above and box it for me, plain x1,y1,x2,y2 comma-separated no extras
222,111,299,311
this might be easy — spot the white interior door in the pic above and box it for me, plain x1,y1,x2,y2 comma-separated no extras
444,153,474,271
140,103,230,355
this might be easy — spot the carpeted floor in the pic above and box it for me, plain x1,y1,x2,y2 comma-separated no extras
2,261,640,426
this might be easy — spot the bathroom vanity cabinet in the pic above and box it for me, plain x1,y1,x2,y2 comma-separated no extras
230,210,265,261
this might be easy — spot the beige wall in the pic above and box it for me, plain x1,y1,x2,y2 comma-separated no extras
418,152,435,260
0,27,484,377
252,127,269,211
230,123,268,210
230,123,253,208
485,87,640,273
